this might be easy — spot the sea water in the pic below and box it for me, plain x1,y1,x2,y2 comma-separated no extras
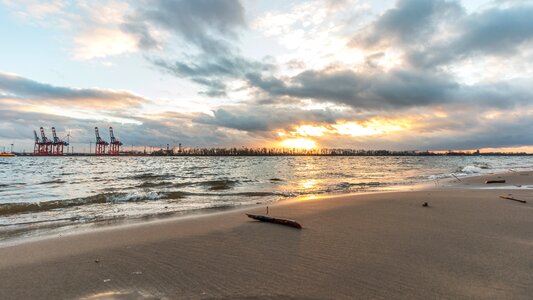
1,155,532,242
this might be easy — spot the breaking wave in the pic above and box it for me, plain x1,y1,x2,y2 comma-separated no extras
197,179,239,190
332,182,382,191
460,165,482,174
0,190,281,216
0,192,162,216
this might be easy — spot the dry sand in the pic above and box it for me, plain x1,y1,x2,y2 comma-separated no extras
1,171,533,299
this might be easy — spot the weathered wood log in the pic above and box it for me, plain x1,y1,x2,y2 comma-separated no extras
246,213,302,229
500,196,527,203
486,180,506,184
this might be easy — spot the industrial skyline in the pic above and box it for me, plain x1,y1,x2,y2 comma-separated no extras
1,0,533,152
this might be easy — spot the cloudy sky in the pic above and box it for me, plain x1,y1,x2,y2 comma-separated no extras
1,0,533,153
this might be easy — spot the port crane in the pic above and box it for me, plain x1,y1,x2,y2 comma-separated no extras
39,127,53,155
109,127,122,155
51,127,69,155
95,127,109,155
33,130,41,155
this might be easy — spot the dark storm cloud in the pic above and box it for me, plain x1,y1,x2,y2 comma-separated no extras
194,109,270,131
194,106,352,132
351,0,533,68
351,0,463,48
410,114,533,150
126,0,245,53
0,72,147,107
248,68,533,110
122,0,265,96
153,54,272,97
248,69,457,109
408,5,533,68
244,0,533,110
120,21,160,50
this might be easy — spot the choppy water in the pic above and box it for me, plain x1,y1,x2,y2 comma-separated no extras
1,156,532,241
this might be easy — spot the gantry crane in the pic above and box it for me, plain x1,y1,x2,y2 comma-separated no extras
51,127,69,155
95,127,109,155
33,129,42,155
39,127,53,155
109,127,123,155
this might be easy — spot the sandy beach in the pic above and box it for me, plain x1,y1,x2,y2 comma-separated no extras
1,171,533,299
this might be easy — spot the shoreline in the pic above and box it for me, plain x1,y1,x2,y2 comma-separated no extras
1,167,531,247
1,171,533,298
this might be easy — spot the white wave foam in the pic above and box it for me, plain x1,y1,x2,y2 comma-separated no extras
462,165,482,174
112,191,162,202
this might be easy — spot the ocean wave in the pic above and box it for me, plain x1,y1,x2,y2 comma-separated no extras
138,181,173,188
165,191,280,198
0,182,26,188
460,165,482,174
126,173,175,181
334,181,381,188
269,178,284,182
197,179,239,191
0,191,163,216
428,174,449,180
0,189,281,216
473,162,491,169
38,179,66,185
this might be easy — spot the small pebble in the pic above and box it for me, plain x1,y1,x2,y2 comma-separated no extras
94,259,100,263
422,202,429,207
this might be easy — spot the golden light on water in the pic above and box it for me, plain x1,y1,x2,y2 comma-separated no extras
281,138,317,149
300,179,317,189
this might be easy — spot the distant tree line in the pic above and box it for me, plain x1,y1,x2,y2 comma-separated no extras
149,147,531,156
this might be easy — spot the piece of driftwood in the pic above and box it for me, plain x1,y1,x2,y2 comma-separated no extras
486,180,506,184
246,213,302,229
500,196,527,203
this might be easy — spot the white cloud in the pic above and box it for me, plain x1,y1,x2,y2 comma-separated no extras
73,28,139,60
253,0,371,74
2,0,68,19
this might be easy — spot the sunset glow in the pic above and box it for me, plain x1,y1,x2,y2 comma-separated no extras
0,0,532,152
281,138,317,150
285,119,408,140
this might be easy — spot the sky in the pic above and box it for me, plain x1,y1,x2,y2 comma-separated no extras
1,0,533,153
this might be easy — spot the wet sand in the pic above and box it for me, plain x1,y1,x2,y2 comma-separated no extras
1,172,533,299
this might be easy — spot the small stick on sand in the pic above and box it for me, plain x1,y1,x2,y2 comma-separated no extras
500,196,527,203
452,174,462,182
486,180,506,184
246,213,302,229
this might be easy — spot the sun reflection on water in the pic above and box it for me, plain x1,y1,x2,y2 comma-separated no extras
300,179,317,190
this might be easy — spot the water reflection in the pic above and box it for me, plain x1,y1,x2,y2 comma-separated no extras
1,155,533,241
300,179,317,190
